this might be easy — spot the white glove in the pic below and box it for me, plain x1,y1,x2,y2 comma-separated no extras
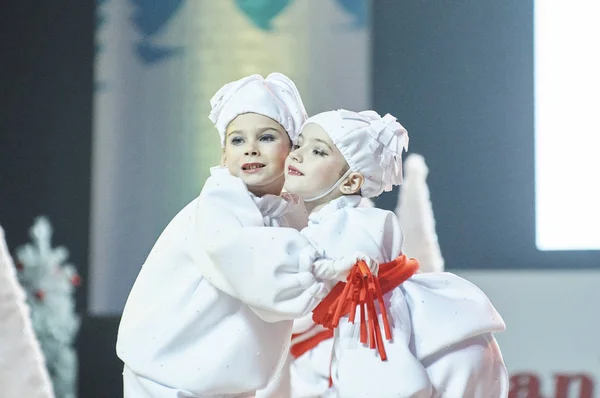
312,252,379,282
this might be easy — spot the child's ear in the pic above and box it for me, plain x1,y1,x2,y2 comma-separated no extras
340,172,364,195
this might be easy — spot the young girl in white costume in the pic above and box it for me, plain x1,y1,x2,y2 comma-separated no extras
116,74,374,398
277,109,508,397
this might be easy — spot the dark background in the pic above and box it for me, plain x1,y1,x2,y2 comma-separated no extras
1,1,598,396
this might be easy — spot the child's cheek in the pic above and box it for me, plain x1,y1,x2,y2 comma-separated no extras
277,143,291,164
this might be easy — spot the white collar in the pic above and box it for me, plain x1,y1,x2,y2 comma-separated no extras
211,166,300,226
308,195,362,225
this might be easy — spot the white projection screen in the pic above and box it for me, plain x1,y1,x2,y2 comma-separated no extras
534,0,600,251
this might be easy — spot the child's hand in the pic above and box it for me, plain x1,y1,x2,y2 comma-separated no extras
312,252,379,282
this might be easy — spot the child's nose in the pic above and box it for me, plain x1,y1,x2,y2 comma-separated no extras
244,142,259,156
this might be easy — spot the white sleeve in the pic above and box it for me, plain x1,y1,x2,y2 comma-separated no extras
424,333,508,398
191,176,328,322
123,365,194,398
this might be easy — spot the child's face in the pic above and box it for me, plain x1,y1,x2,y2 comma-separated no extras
223,113,291,197
284,123,349,203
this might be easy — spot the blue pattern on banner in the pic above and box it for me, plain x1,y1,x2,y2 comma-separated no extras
130,0,185,64
95,0,109,91
96,0,108,55
335,0,368,29
234,0,292,31
135,42,183,64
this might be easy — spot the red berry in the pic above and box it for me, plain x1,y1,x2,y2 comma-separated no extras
35,290,45,301
71,275,81,287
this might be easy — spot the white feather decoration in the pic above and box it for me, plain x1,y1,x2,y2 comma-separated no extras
395,154,445,273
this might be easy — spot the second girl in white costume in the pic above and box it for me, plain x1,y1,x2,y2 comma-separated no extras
278,109,508,397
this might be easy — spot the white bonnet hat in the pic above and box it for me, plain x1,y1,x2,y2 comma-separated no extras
304,109,409,198
209,73,308,147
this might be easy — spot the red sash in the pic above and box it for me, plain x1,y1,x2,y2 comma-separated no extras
312,254,419,361
289,328,334,359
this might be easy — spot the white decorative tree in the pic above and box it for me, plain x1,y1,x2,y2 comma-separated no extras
396,154,445,273
14,217,81,398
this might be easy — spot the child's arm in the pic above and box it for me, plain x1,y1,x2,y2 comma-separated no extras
191,175,368,321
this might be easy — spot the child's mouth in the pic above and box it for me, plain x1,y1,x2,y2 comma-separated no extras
242,163,266,173
288,166,304,176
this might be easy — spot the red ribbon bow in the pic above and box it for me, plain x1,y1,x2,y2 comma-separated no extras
312,255,419,361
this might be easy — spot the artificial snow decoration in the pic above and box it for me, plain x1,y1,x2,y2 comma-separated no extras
14,217,81,398
396,154,445,273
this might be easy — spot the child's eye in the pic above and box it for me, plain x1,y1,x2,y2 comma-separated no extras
230,137,243,145
260,134,275,142
313,148,327,157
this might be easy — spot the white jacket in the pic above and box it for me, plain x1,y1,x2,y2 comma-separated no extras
269,195,507,398
117,167,328,397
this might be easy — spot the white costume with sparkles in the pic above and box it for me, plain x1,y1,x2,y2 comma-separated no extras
117,167,326,397
263,110,507,398
117,74,326,397
306,196,507,397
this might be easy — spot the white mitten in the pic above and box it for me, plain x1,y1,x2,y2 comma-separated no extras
312,252,379,282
